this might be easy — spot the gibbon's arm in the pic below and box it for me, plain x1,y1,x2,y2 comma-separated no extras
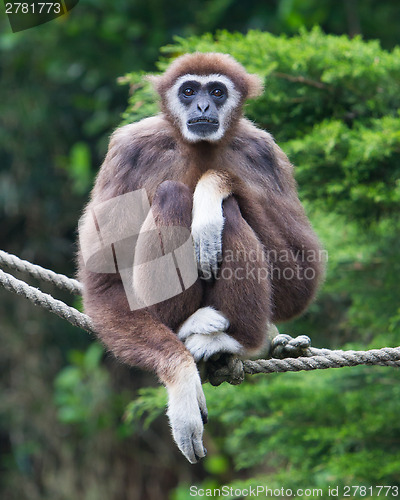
191,170,232,279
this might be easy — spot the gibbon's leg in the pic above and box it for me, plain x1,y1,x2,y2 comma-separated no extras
80,180,206,463
179,196,273,360
266,226,325,324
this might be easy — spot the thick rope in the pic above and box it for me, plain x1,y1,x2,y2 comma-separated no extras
0,250,82,294
204,348,400,386
1,249,399,385
0,268,94,333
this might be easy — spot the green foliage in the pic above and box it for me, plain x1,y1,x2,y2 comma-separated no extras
204,369,400,484
203,454,230,475
124,387,167,430
286,115,400,220
56,141,94,195
54,343,130,437
66,142,94,195
119,72,160,125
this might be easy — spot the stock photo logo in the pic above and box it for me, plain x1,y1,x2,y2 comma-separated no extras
79,189,198,311
4,0,79,32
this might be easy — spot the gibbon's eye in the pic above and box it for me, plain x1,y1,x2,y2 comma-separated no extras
211,88,224,97
183,88,195,97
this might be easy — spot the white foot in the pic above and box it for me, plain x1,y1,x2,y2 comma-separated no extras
185,331,243,362
166,365,208,464
177,306,229,341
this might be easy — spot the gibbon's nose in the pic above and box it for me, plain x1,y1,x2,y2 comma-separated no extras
197,99,210,113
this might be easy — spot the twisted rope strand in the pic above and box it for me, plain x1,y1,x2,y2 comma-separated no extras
204,347,400,385
0,249,82,294
0,268,94,333
243,347,400,374
1,249,399,381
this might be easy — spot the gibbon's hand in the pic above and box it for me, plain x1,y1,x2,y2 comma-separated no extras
166,369,208,463
191,170,231,280
191,212,224,280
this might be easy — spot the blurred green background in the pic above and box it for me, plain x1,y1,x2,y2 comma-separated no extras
1,1,400,499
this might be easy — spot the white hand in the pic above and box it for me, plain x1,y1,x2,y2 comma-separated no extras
192,205,224,279
192,171,230,280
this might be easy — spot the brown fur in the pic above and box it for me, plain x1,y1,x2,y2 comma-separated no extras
77,53,324,386
149,52,263,101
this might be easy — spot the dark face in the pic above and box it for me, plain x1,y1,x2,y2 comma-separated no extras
178,80,228,139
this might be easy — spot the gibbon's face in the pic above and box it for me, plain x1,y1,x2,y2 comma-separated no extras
166,74,241,143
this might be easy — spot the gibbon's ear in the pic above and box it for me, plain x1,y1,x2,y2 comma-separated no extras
246,73,264,99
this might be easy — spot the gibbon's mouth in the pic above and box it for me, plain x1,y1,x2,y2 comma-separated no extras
187,117,219,125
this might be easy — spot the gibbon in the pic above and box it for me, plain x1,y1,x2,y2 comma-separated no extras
78,52,324,463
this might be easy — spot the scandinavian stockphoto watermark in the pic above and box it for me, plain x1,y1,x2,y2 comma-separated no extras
201,247,327,282
79,189,327,311
4,0,79,32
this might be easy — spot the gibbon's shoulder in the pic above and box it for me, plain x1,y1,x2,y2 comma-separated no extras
231,118,278,165
236,117,275,144
232,118,294,188
96,114,177,189
108,114,176,152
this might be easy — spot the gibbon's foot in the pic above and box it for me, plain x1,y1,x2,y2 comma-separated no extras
185,332,243,362
166,367,208,463
178,306,242,361
177,306,229,341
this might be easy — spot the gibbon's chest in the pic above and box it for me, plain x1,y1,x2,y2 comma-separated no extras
130,135,267,203
135,143,221,197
